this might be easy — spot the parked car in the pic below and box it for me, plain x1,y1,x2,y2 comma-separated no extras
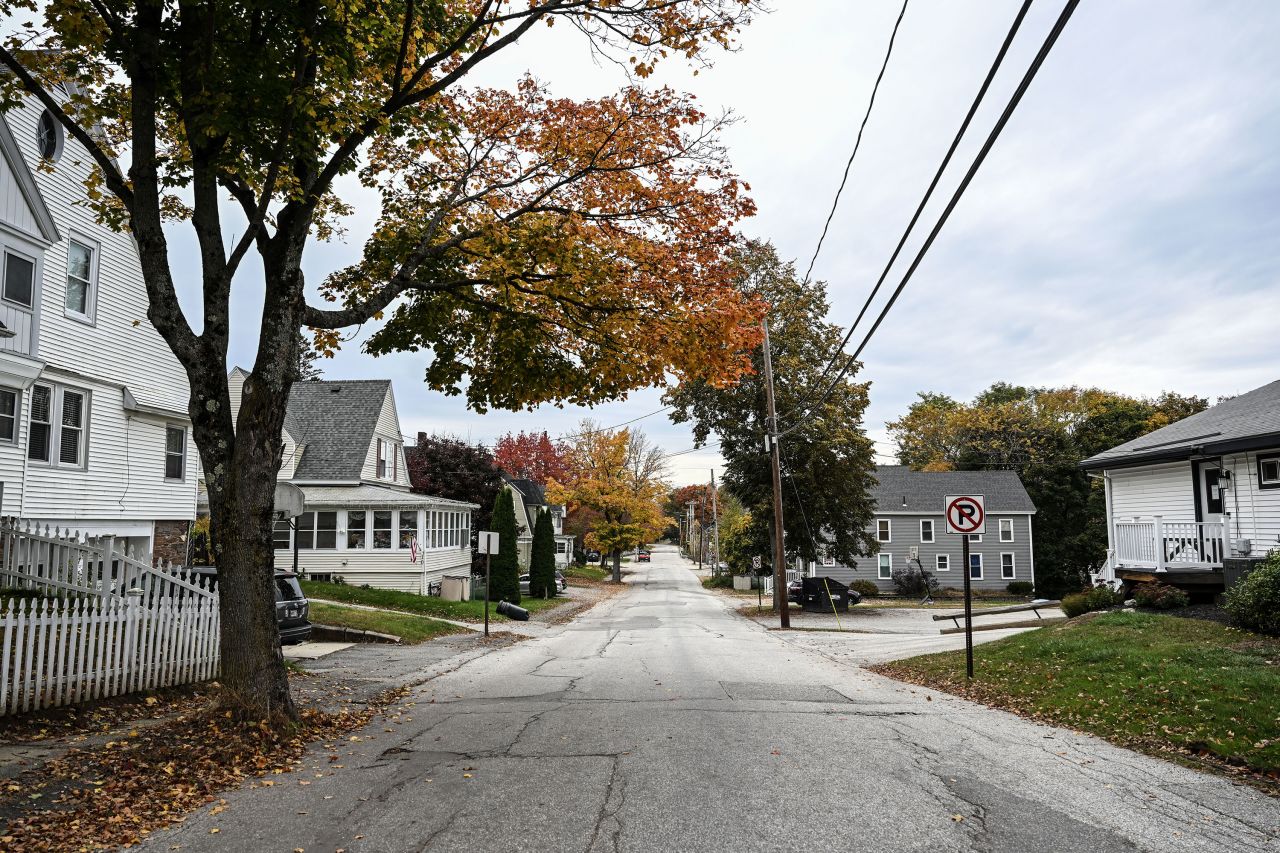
583,550,602,563
637,550,651,563
519,571,568,595
189,566,312,644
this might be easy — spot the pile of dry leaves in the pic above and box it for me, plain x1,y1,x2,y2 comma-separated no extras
0,684,404,851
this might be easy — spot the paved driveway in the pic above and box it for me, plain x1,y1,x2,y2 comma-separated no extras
146,544,1280,852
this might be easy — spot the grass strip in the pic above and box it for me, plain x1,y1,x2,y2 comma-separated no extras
300,580,563,622
308,602,468,644
872,611,1280,784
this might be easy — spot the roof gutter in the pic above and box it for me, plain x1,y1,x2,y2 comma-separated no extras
1080,430,1280,471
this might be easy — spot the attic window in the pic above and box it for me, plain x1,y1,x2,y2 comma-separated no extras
36,110,62,161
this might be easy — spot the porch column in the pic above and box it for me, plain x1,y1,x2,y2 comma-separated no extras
1153,515,1166,572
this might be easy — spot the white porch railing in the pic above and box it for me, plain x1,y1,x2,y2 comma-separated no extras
1113,516,1225,571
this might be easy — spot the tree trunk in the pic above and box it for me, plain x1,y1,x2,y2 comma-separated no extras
612,548,622,584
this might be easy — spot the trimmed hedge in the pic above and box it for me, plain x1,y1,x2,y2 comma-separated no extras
848,579,880,599
1006,581,1034,596
1062,584,1123,618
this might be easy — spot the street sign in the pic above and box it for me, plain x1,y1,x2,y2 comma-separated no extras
478,531,500,555
944,494,986,536
752,555,762,570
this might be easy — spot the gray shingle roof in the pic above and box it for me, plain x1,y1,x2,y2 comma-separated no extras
871,465,1036,514
1080,380,1280,469
286,380,390,481
296,483,477,509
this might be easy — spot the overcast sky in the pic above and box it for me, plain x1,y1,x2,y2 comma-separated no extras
196,0,1280,486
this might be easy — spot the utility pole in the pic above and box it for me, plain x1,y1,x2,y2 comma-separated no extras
685,501,696,560
761,319,789,628
710,469,721,577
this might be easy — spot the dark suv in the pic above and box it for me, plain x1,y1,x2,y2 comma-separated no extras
189,567,312,644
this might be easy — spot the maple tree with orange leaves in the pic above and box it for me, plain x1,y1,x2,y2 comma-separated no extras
0,0,765,718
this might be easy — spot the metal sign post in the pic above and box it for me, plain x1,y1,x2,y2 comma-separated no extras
478,531,500,637
944,495,985,679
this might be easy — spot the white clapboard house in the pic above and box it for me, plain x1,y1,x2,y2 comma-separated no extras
224,369,477,593
0,92,197,559
1081,380,1280,592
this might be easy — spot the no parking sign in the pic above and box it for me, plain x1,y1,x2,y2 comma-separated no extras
944,495,985,536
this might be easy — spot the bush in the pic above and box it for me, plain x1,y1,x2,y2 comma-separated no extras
1132,582,1189,611
1006,581,1034,596
1060,584,1123,618
890,564,939,598
1224,554,1280,635
848,579,880,599
702,575,734,589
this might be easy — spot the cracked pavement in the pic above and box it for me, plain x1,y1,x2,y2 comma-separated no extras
146,544,1280,852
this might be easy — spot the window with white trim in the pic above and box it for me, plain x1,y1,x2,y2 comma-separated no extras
1258,454,1280,490
821,549,836,567
1001,552,1015,579
3,249,34,308
878,553,892,579
0,389,17,443
373,510,392,549
876,519,891,543
968,533,982,543
164,425,186,480
376,439,388,478
936,553,949,572
556,541,568,554
272,520,292,550
58,389,85,466
347,510,367,549
999,518,1014,542
969,553,983,579
65,238,97,321
295,511,337,550
27,384,50,461
919,519,934,543
399,510,417,549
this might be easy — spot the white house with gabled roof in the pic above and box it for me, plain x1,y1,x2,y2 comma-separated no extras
0,91,197,559
225,369,476,593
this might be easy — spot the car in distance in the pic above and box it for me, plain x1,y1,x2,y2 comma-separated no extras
636,549,651,562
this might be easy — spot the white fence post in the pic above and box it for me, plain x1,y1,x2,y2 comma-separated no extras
1153,515,1166,572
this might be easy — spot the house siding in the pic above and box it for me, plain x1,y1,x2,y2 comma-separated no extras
818,513,1035,593
1215,450,1280,558
360,390,409,486
1109,461,1196,521
281,547,472,594
0,99,195,538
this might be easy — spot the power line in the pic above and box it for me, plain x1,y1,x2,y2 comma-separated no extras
555,406,674,441
801,0,912,286
781,0,1079,432
780,0,1039,427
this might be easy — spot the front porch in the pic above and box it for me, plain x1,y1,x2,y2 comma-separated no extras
1113,516,1225,571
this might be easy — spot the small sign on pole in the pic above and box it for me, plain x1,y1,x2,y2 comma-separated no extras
752,555,762,571
944,494,984,679
478,531,499,636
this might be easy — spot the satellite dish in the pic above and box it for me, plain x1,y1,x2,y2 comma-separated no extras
273,482,305,520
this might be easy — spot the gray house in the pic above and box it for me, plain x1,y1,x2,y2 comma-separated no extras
816,466,1037,593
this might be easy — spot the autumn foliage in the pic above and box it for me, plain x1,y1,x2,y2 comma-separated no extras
495,431,570,484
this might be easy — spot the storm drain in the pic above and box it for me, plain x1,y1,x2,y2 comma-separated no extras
719,681,850,703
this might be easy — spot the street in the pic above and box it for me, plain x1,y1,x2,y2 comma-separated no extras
150,545,1280,852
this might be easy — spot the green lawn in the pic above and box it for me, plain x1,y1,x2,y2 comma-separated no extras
565,564,610,582
300,580,565,622
308,602,468,644
873,612,1280,779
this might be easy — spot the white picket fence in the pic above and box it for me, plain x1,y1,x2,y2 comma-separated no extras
1,595,220,715
0,518,221,716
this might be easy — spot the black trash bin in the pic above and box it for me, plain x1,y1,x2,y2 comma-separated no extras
800,576,853,613
496,600,530,621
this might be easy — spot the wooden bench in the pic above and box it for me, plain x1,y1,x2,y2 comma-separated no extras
932,600,1062,634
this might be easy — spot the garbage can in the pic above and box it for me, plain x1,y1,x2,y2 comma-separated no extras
496,600,530,621
441,575,471,602
801,576,852,613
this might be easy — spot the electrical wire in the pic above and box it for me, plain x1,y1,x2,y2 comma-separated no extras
779,0,1039,427
801,0,912,286
779,0,1080,435
556,406,674,441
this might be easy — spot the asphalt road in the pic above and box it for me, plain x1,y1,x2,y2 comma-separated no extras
148,544,1280,852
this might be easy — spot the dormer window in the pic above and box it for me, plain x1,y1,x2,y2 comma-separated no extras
376,438,387,478
37,110,62,162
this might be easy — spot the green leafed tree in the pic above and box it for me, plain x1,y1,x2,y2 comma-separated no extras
888,385,1209,596
490,487,521,605
666,240,879,569
0,1,766,718
529,510,557,599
